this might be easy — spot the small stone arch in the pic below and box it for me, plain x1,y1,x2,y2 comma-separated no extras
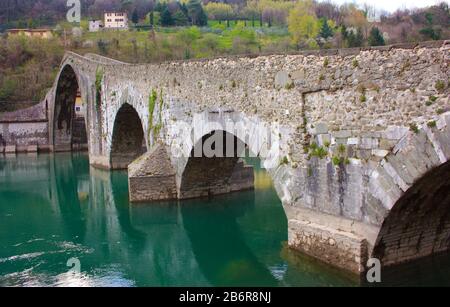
172,110,282,199
179,129,254,199
110,103,146,169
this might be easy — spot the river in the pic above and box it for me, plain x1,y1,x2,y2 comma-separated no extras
0,153,449,287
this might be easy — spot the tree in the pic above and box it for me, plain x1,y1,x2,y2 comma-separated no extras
204,2,233,21
132,8,139,25
149,10,154,27
345,27,364,47
161,7,173,26
419,12,442,40
368,27,385,46
319,18,333,38
288,0,320,47
187,0,207,26
343,4,369,38
173,10,189,26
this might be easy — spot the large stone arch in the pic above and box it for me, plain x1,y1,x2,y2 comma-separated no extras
51,64,88,152
370,116,450,267
110,103,146,169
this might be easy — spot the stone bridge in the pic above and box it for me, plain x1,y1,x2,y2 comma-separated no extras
46,41,450,275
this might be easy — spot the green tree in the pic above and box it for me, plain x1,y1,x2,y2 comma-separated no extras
345,27,364,47
419,12,441,40
187,0,208,26
288,0,320,47
132,9,139,25
204,2,233,21
149,10,154,27
173,10,189,26
161,7,173,26
319,18,333,38
368,27,385,46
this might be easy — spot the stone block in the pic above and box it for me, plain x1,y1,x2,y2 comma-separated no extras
381,126,408,140
360,137,379,149
274,70,291,89
27,145,38,153
317,134,331,147
372,149,389,158
334,130,352,138
313,122,328,135
288,219,368,274
347,137,360,145
5,145,16,154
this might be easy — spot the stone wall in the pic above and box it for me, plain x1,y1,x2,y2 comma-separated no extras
0,100,49,153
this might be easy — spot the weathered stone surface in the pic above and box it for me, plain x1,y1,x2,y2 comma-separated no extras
4,145,16,153
274,70,292,89
27,145,38,153
128,143,177,202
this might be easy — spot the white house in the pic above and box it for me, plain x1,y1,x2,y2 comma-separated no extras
89,20,103,32
104,12,128,30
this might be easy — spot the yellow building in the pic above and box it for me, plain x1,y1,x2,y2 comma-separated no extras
7,29,53,39
75,90,84,117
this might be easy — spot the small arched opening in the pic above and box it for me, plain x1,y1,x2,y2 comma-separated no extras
53,65,87,151
179,130,254,199
110,103,146,169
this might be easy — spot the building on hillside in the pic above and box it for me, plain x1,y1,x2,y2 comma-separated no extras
104,12,128,30
7,28,53,39
89,20,103,32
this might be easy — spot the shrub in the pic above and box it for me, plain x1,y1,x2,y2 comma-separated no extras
409,123,419,134
95,67,103,106
435,80,445,92
310,145,328,159
332,156,342,166
427,120,436,128
285,82,295,90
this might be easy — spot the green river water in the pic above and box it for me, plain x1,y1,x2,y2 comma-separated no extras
1,153,449,287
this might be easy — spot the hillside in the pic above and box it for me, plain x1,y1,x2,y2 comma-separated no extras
0,0,449,111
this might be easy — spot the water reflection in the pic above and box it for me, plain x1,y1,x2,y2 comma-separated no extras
2,153,446,286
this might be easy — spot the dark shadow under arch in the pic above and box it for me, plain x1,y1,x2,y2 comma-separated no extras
179,130,254,199
110,103,145,169
53,65,87,151
373,160,450,267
